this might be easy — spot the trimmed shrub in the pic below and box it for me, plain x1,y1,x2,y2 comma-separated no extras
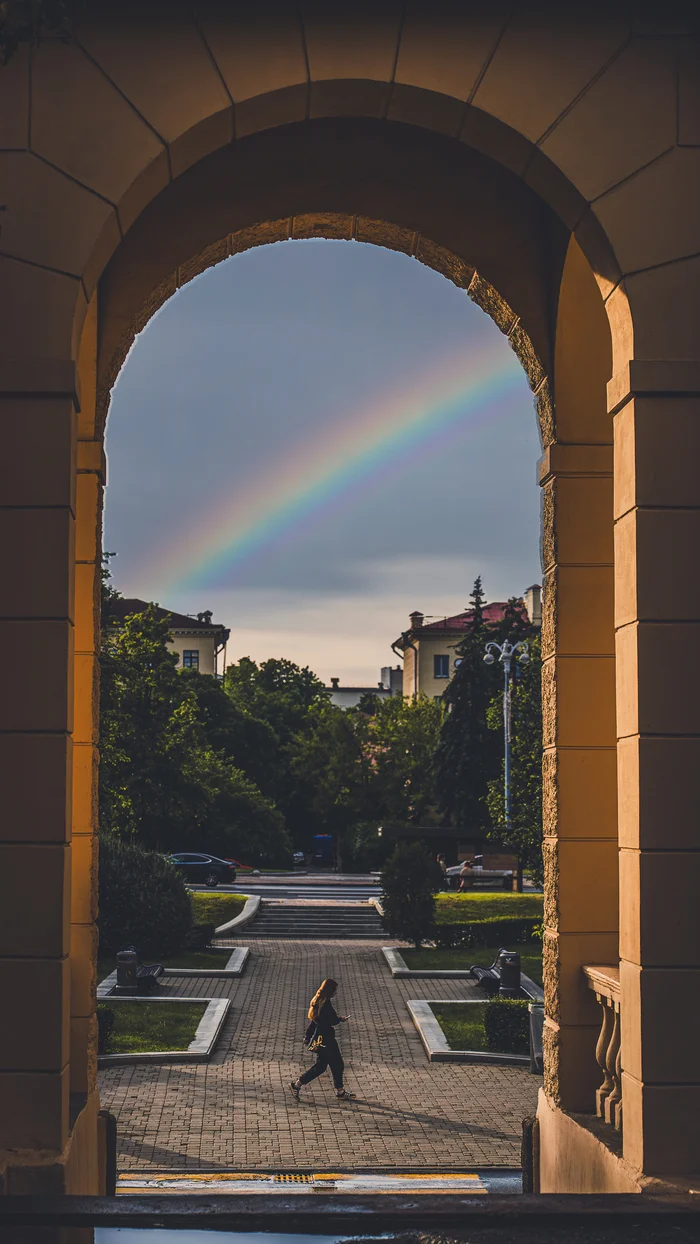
380,842,442,948
484,998,530,1054
434,916,539,949
98,835,192,959
97,1005,115,1056
185,923,216,950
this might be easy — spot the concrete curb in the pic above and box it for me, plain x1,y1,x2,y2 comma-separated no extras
164,947,250,979
382,947,543,1001
97,996,230,1066
407,999,530,1065
215,895,260,934
369,897,384,917
97,947,249,995
383,947,474,979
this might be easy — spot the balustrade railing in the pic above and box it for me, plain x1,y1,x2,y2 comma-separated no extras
583,964,621,1132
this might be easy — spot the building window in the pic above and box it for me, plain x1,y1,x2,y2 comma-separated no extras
183,650,199,669
434,654,449,679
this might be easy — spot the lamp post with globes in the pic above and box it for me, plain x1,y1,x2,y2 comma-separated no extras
484,637,530,889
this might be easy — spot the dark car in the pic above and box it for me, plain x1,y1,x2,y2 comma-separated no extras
168,853,236,887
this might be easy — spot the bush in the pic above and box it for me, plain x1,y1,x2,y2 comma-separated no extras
484,998,530,1054
184,923,216,950
97,1005,115,1056
380,842,442,948
433,916,540,949
98,835,192,959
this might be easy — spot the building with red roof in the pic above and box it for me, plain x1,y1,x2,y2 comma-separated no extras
392,585,541,699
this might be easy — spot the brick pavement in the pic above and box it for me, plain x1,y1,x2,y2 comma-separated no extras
99,939,539,1171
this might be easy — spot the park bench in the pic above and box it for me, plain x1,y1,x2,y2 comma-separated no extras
115,946,164,995
471,948,522,997
470,948,506,994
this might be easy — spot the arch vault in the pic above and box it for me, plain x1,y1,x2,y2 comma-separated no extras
1,2,699,1196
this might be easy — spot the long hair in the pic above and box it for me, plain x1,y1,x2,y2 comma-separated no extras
308,978,338,1021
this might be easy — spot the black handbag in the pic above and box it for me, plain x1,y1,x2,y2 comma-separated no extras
304,1019,325,1052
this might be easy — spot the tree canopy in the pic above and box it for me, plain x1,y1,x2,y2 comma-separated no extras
99,601,290,866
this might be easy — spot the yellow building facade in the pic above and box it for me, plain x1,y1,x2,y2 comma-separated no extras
1,2,699,1198
108,598,229,678
395,590,541,700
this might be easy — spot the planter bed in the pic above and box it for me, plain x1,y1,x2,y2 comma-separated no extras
97,996,229,1066
435,893,543,923
190,891,248,927
408,999,530,1065
383,944,542,994
97,947,249,995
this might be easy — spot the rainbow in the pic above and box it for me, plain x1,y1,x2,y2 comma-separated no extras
141,343,526,596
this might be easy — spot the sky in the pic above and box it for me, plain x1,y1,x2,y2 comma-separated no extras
104,239,541,686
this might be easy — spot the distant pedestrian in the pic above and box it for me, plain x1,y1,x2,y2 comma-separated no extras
458,859,474,892
437,854,448,889
289,977,356,1101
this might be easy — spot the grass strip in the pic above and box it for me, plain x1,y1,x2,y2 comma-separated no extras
98,1000,208,1054
434,892,543,924
401,941,543,987
431,1002,490,1052
161,948,234,970
190,891,247,927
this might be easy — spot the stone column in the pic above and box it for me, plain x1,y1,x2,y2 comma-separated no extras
539,237,619,1114
540,443,619,1110
0,363,77,1179
71,297,103,1104
612,360,700,1177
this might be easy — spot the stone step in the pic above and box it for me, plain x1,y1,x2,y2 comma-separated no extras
247,902,385,939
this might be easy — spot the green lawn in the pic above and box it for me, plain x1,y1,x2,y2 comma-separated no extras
432,1002,490,1052
161,948,234,970
401,941,543,987
190,891,247,927
97,1000,208,1054
435,892,543,924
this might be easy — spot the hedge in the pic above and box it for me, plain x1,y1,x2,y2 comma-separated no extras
98,835,192,959
433,916,540,949
97,1006,115,1056
484,998,530,1054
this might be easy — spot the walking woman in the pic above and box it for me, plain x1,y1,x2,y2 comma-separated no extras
289,978,356,1101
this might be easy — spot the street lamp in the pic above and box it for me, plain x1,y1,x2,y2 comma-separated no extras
484,637,529,885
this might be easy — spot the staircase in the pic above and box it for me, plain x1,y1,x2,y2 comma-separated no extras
247,902,385,939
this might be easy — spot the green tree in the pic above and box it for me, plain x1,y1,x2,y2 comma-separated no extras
99,603,291,865
486,634,543,883
356,693,443,825
288,698,364,838
224,656,327,743
287,693,444,863
433,576,500,831
380,842,441,948
180,668,280,798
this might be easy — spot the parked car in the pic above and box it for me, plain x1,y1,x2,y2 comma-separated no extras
168,853,236,887
293,851,305,866
224,858,254,873
445,855,514,890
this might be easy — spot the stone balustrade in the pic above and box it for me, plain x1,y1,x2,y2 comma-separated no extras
583,965,622,1133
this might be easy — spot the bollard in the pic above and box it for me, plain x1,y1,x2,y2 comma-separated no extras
498,949,521,997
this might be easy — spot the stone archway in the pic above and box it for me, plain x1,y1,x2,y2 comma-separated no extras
1,4,698,1196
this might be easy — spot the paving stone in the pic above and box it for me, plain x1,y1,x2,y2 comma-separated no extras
99,938,539,1171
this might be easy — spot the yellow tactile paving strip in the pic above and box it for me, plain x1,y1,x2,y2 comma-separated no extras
117,1171,487,1194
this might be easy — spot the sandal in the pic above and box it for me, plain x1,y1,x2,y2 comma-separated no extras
289,1080,301,1101
336,1089,356,1099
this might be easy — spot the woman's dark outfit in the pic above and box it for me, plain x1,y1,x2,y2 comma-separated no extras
299,999,345,1089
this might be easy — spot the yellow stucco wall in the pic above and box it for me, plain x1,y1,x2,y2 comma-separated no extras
1,2,699,1194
